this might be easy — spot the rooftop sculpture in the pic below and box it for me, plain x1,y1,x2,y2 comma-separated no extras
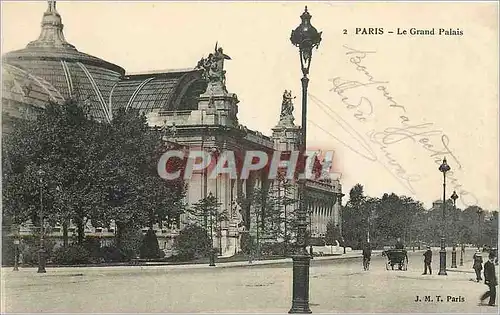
279,90,296,126
196,42,231,93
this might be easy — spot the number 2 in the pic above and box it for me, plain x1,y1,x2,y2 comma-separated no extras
343,29,347,35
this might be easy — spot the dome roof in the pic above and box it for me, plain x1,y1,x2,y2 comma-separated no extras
2,63,65,108
2,1,208,123
2,1,125,122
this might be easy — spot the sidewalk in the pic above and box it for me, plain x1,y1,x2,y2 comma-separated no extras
3,249,383,274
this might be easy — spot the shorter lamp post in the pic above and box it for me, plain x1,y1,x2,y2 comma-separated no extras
309,208,314,259
450,191,458,268
37,168,47,273
13,238,20,271
438,157,450,276
460,243,464,266
208,192,216,267
476,209,483,250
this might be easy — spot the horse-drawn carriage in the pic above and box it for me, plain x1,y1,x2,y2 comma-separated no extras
383,249,408,270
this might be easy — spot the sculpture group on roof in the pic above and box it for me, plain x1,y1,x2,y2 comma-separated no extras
195,43,231,90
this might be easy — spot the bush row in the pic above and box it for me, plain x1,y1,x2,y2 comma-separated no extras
2,230,165,266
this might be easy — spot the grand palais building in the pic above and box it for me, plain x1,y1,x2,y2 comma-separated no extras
2,2,344,257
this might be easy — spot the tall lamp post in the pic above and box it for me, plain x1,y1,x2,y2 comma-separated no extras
309,208,314,259
450,191,458,268
208,192,216,267
37,168,47,273
338,193,345,254
13,224,20,271
289,6,322,314
438,158,450,276
476,209,483,249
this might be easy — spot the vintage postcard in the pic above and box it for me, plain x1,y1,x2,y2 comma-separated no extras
1,1,498,314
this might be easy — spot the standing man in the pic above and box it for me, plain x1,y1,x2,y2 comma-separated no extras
480,252,497,306
422,246,432,275
473,250,484,282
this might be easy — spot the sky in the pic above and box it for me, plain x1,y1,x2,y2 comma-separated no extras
1,1,498,211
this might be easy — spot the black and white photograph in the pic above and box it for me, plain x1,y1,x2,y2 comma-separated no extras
1,1,498,313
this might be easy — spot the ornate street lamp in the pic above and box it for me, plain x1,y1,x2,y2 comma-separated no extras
476,209,483,249
208,192,216,267
210,147,223,256
450,191,458,268
37,168,47,273
309,207,314,259
12,224,20,271
289,6,322,314
336,192,346,254
438,158,450,275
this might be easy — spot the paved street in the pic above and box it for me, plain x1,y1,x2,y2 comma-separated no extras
2,248,498,313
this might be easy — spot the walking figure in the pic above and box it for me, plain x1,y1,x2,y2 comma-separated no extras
479,252,497,306
473,250,484,282
362,242,372,271
422,246,432,275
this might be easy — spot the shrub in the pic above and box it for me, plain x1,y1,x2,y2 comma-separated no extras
260,242,286,256
101,246,128,262
240,233,254,255
118,227,143,261
2,234,16,265
19,237,56,265
174,225,210,260
139,230,161,259
83,236,103,260
52,244,91,265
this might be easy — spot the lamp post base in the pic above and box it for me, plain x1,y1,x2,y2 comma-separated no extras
209,249,216,267
460,249,464,266
13,247,19,271
37,248,46,273
438,248,447,275
451,247,457,268
289,254,312,314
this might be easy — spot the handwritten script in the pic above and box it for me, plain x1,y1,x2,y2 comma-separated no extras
314,45,478,206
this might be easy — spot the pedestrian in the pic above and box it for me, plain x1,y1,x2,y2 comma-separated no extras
479,252,497,306
362,242,371,271
422,246,432,275
473,250,483,282
395,237,404,250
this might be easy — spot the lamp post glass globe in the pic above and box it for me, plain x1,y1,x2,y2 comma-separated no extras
290,6,322,76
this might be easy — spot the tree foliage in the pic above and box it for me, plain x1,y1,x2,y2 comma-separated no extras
2,101,187,252
341,183,498,249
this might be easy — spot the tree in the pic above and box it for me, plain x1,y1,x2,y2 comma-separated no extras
92,108,187,250
325,220,341,245
3,102,187,253
186,193,221,251
139,229,161,259
342,184,368,249
2,100,104,244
